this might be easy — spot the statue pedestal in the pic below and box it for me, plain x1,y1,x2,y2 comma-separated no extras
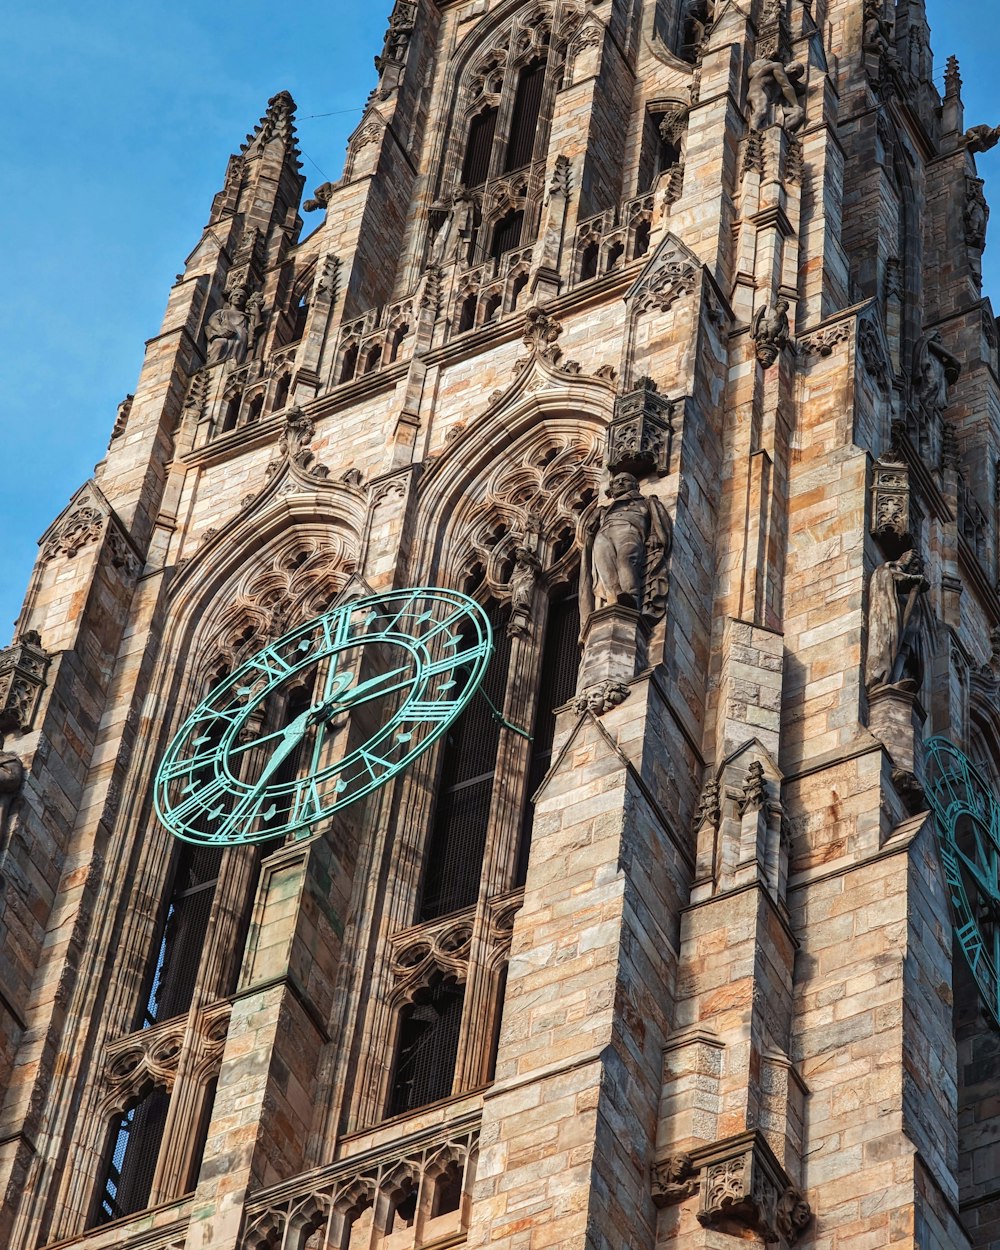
868,684,926,779
578,605,649,692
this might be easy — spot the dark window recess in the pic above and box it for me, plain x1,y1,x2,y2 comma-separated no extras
490,210,524,261
421,601,512,921
220,396,240,433
432,1162,465,1217
91,1085,171,1227
487,964,509,1082
388,978,466,1116
291,296,308,342
462,107,498,188
185,1077,218,1194
273,373,291,412
505,60,546,172
458,294,478,334
580,241,600,282
142,841,223,1027
340,343,359,384
516,595,581,884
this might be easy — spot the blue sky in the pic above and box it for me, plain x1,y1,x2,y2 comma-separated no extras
1,2,997,635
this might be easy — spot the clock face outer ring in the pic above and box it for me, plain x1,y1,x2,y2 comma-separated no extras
154,588,494,847
926,736,1000,1028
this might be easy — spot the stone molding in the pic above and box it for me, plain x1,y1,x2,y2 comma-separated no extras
0,632,52,736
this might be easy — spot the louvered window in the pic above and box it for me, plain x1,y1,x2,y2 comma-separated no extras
388,978,466,1115
516,595,581,884
504,59,546,171
92,1085,171,1227
420,601,512,921
462,107,498,188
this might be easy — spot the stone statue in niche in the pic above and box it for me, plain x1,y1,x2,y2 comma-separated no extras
912,330,961,418
965,178,989,251
580,472,672,625
751,297,791,367
680,0,714,61
206,286,264,367
748,58,807,133
507,547,542,638
0,750,24,850
864,550,929,692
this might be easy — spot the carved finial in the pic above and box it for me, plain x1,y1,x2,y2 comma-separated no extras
739,761,768,816
945,55,963,101
694,779,721,833
242,90,299,155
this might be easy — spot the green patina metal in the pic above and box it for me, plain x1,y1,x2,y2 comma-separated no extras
155,587,493,847
926,736,1000,1030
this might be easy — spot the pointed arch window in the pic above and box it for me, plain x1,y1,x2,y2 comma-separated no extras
388,977,466,1116
490,210,524,261
462,108,498,189
504,58,546,172
92,1085,171,1227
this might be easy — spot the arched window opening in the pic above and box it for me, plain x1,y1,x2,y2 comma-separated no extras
634,220,651,260
386,1184,418,1234
490,210,524,261
431,1162,465,1218
388,323,410,364
388,977,466,1116
606,240,625,272
245,393,264,425
345,1201,375,1250
462,107,498,188
505,59,546,172
362,343,382,376
580,241,600,282
420,600,512,921
516,594,581,883
483,292,502,323
91,1085,171,1228
273,373,291,413
458,293,478,334
339,343,359,385
511,271,529,310
220,395,241,434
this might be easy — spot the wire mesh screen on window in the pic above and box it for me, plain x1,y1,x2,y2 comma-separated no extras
462,107,498,188
143,842,223,1027
420,600,512,922
516,595,581,884
92,1085,171,1227
388,978,466,1117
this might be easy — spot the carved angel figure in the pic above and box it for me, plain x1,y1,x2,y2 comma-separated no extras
864,550,929,691
580,472,672,627
748,58,807,133
206,286,263,367
507,547,543,638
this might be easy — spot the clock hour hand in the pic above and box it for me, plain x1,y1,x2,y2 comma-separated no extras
330,664,414,712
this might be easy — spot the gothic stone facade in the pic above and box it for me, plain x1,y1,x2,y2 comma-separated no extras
3,1,1000,1248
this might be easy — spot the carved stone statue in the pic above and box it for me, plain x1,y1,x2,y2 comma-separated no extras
681,0,714,61
965,124,1000,154
865,551,929,692
508,547,542,638
965,178,989,251
912,330,961,417
580,472,672,625
0,750,24,849
751,297,791,367
776,1187,812,1241
748,58,807,133
573,680,631,717
651,1153,699,1206
206,286,263,367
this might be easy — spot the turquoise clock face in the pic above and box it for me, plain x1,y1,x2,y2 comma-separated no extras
154,588,493,846
926,737,1000,1028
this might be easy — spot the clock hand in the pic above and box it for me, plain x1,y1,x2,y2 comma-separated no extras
330,665,414,711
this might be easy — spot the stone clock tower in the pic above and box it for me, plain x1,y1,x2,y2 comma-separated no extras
3,1,1000,1248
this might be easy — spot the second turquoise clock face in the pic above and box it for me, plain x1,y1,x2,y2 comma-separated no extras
154,588,493,846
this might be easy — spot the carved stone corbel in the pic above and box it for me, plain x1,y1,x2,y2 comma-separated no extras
652,1153,698,1206
0,632,52,735
695,1132,811,1246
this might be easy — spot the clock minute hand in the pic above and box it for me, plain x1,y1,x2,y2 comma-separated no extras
214,708,317,837
331,665,414,711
